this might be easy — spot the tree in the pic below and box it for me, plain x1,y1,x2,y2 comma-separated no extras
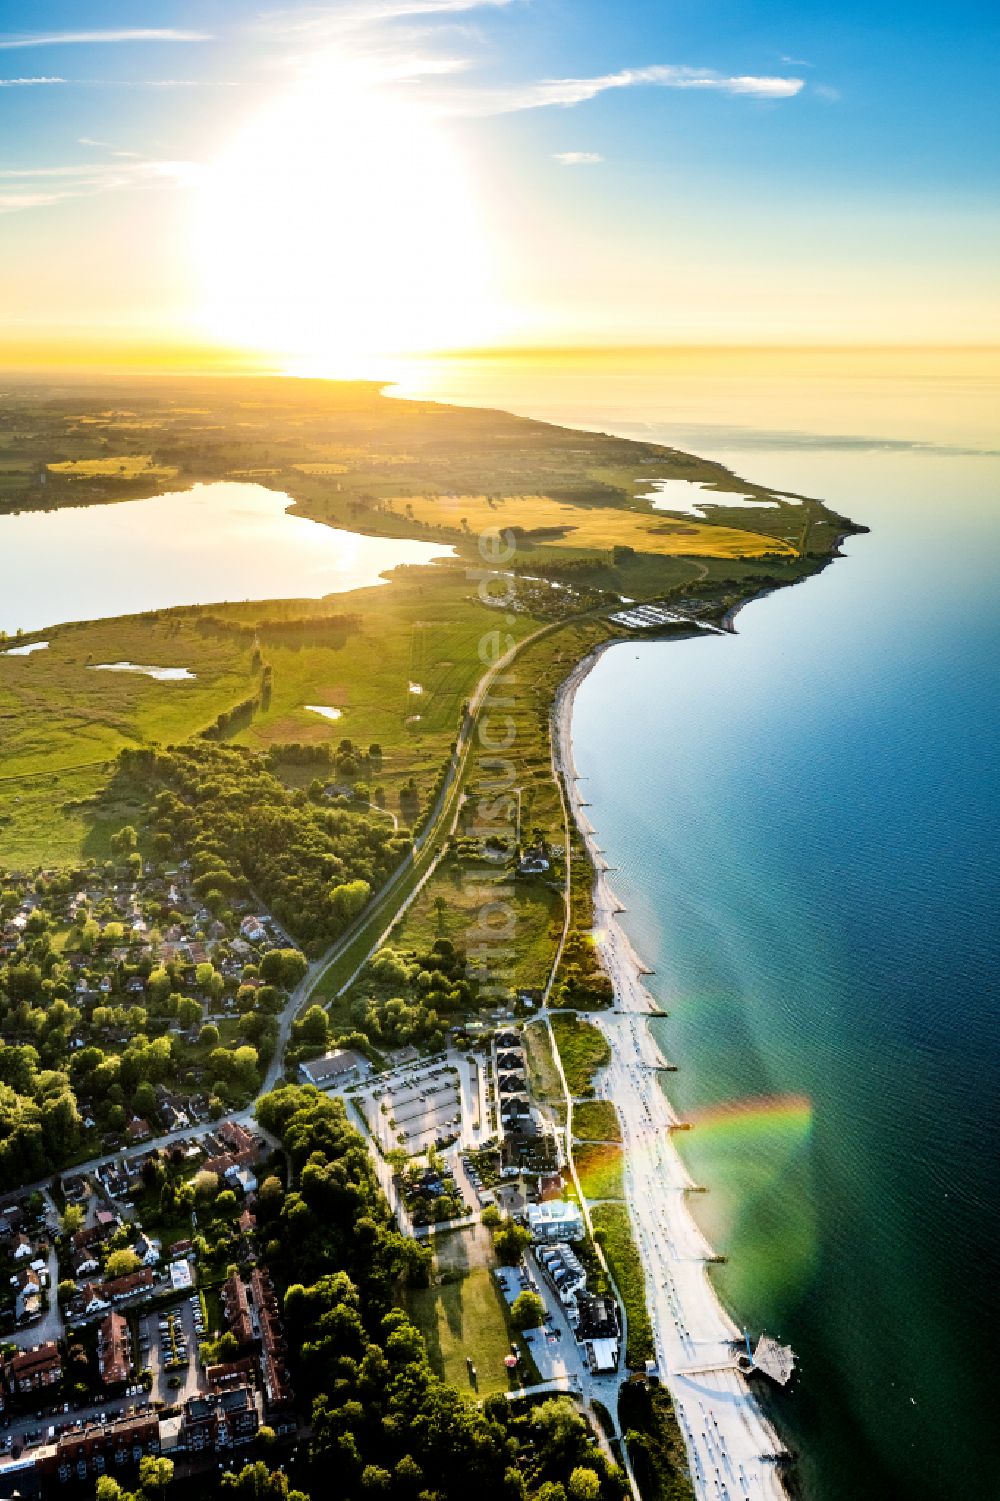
61,1203,85,1235
330,879,371,924
259,948,308,988
177,996,202,1029
480,1203,502,1229
111,825,138,857
193,1168,220,1201
297,1004,329,1049
492,1216,532,1266
510,1289,545,1329
568,1470,601,1501
257,1175,283,1220
138,1455,173,1501
96,1479,131,1501
105,1248,141,1279
201,1330,239,1366
199,1023,220,1048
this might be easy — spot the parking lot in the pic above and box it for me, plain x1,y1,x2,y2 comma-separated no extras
139,1295,206,1405
356,1051,490,1157
361,1059,463,1156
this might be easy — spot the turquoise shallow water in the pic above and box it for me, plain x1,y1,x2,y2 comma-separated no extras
401,353,1000,1500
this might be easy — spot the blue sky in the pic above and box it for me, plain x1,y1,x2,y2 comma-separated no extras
0,0,996,356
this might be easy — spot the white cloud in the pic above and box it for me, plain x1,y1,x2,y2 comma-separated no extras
780,55,813,67
259,0,511,31
812,83,841,102
437,63,804,116
0,30,210,50
553,151,603,166
0,75,65,85
0,156,203,212
531,65,804,107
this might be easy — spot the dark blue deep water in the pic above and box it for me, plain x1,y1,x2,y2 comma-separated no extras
571,445,1000,1500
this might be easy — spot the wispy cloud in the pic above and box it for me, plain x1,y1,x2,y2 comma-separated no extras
554,151,603,166
0,30,210,50
259,0,511,31
780,55,813,67
0,157,202,213
441,64,804,116
0,75,65,86
78,137,141,158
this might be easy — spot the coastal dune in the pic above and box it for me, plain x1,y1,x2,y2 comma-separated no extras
554,649,790,1501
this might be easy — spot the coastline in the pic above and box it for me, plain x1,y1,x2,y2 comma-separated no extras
552,639,792,1501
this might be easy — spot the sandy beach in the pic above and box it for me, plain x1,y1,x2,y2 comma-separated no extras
552,647,791,1501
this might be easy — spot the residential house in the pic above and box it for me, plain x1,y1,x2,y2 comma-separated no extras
133,1232,161,1267
97,1310,131,1387
10,1342,62,1392
250,1267,294,1422
221,1272,254,1348
12,1266,42,1321
178,1387,259,1452
39,1414,160,1484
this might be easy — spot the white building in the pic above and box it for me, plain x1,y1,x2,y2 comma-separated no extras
526,1201,585,1243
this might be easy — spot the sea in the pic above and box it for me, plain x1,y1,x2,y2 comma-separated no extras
394,349,1000,1501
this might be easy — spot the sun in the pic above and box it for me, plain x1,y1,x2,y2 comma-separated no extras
196,74,497,374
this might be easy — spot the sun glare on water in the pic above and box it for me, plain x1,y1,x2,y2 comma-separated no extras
197,74,496,374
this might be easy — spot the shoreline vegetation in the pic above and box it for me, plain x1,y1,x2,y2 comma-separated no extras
0,375,862,1500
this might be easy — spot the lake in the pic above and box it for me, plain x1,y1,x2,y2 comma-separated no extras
0,481,452,635
398,349,1000,1501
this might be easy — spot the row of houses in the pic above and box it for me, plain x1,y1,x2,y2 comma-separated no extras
532,1241,620,1375
219,1269,293,1429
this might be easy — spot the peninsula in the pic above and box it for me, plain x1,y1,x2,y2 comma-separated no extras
0,376,861,1501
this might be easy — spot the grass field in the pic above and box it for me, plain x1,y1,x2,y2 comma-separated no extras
401,1226,532,1396
591,1202,653,1368
394,492,799,559
522,1022,567,1125
0,563,541,867
392,851,564,989
47,454,178,480
574,1140,624,1201
573,1100,622,1142
550,1013,611,1097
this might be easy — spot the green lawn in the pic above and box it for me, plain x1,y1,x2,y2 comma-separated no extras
549,1013,611,1097
572,1100,621,1142
402,1226,529,1398
591,1203,653,1368
574,1140,624,1201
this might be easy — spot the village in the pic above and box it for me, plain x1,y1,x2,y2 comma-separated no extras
0,856,307,1183
0,995,631,1494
